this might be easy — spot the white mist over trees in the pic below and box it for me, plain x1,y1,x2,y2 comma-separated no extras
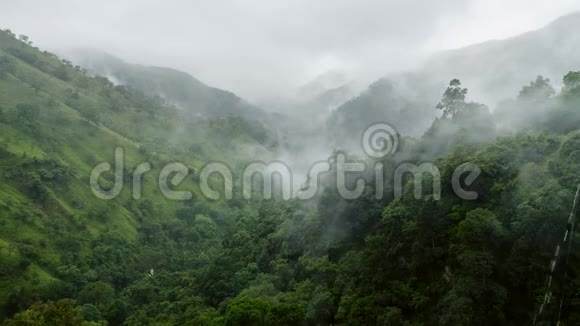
2,3,580,325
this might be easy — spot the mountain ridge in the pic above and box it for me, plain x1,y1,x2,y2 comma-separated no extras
326,12,580,145
63,49,270,122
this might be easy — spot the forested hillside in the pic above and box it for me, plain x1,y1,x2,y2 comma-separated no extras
64,51,271,123
327,12,580,145
0,28,276,324
1,25,580,326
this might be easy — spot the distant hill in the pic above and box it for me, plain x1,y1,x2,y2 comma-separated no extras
420,11,580,103
0,29,277,314
327,78,432,149
3,13,580,325
63,50,270,122
327,12,580,144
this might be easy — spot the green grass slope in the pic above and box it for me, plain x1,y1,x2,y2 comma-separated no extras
0,29,276,318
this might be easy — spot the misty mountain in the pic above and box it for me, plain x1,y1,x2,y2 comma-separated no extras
291,83,356,134
327,12,580,144
4,5,580,325
296,70,351,100
259,70,355,126
64,50,272,122
421,11,580,103
327,78,433,149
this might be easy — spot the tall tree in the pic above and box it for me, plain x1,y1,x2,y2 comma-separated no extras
518,75,555,100
436,79,468,119
563,71,580,95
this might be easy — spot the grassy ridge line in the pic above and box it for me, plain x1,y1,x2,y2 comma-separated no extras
0,29,274,311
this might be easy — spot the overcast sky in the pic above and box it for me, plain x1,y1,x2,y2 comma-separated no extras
1,0,579,100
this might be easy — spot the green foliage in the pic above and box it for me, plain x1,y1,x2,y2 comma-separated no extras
2,26,580,326
224,297,270,326
77,282,114,310
15,103,40,124
519,75,555,100
0,55,15,79
436,79,468,119
3,299,93,326
563,71,580,94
